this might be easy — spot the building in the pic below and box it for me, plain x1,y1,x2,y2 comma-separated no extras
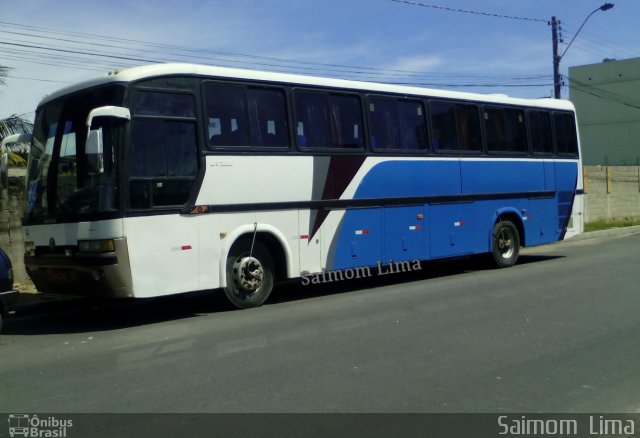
569,57,640,166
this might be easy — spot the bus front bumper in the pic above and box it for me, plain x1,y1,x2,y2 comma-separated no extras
24,238,134,298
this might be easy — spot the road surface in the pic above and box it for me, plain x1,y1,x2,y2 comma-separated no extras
1,230,640,413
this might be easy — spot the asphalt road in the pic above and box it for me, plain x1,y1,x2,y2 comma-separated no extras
1,229,640,413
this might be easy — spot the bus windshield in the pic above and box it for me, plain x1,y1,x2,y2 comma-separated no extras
25,85,126,222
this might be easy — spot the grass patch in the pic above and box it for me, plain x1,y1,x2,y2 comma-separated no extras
585,217,640,232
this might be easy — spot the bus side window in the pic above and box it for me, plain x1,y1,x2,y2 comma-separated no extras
505,109,527,153
455,104,481,152
129,119,198,208
485,107,526,153
204,84,250,147
329,94,363,148
294,92,330,149
368,97,400,149
429,101,457,151
130,89,198,209
134,92,195,118
294,91,364,149
247,88,289,148
368,97,427,151
398,100,428,150
554,113,578,156
529,110,553,154
484,107,506,152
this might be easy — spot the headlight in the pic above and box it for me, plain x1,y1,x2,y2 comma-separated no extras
78,239,115,253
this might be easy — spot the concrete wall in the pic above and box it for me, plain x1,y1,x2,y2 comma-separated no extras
569,58,640,166
584,165,640,222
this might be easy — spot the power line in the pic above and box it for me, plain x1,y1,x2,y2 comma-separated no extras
0,19,553,80
0,18,555,93
390,0,547,23
561,25,640,60
6,75,70,84
0,36,550,86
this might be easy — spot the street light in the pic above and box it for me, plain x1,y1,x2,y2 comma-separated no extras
552,3,614,99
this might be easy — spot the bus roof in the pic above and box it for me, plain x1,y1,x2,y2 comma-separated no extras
38,63,575,111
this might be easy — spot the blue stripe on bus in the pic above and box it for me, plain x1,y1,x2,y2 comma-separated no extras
329,160,578,271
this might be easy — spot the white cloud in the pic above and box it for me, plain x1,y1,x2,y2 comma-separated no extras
387,55,443,73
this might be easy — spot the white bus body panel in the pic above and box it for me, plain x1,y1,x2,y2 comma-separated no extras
123,215,201,297
23,219,124,245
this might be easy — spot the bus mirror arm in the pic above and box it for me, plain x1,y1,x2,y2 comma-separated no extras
1,133,32,149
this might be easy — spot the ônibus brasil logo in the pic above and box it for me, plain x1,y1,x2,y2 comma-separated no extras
7,414,73,437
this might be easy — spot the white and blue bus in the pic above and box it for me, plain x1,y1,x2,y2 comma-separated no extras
22,63,583,308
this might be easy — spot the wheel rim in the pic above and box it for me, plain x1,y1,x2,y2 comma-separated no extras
497,226,515,259
232,256,264,294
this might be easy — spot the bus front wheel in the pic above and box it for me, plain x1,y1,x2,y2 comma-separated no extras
224,240,274,309
491,220,520,268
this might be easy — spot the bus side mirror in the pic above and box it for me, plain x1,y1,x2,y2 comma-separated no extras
86,128,104,173
1,133,32,189
84,106,130,174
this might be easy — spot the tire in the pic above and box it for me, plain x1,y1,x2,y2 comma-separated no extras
491,220,520,268
224,239,274,309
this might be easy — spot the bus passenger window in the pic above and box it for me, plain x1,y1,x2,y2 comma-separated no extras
294,92,330,148
505,109,527,153
204,84,250,147
329,94,363,148
529,111,553,154
485,107,526,153
369,97,427,151
398,100,428,150
205,84,288,149
484,108,506,152
368,97,400,149
429,101,457,151
554,113,578,156
247,88,289,147
294,91,363,149
455,104,481,152
430,101,480,153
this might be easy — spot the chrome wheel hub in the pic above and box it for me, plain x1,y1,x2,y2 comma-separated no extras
233,256,264,294
498,231,514,258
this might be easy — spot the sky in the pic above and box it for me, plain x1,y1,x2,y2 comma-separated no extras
1,0,639,121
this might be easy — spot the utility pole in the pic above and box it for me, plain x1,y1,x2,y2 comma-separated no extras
551,4,614,99
551,16,561,99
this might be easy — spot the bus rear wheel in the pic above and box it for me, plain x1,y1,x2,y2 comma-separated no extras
491,220,520,268
224,240,274,309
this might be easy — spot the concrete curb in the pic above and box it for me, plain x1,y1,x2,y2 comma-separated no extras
568,225,640,242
